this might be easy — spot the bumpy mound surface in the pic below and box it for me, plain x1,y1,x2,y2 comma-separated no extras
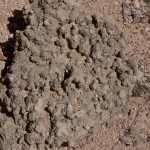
0,0,143,149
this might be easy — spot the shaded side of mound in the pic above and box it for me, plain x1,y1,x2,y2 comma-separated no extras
0,0,143,149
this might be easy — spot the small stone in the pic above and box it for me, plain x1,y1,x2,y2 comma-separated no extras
55,38,68,51
78,38,91,56
99,28,108,39
90,80,98,90
118,38,126,48
132,0,140,9
119,90,126,99
107,38,114,47
68,35,80,49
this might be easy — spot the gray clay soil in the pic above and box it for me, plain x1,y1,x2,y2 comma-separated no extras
0,0,144,149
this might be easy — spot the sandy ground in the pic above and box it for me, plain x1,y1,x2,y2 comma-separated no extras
0,0,150,149
0,0,25,43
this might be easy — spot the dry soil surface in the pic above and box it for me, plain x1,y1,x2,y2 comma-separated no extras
76,0,150,150
0,0,150,150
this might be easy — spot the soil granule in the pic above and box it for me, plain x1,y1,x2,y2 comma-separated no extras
0,0,144,149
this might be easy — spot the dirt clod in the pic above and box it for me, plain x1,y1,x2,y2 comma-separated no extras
0,0,144,150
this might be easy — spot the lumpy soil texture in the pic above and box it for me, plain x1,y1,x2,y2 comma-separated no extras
0,0,144,150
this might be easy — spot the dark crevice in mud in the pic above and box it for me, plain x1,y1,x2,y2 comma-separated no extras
7,10,26,34
0,103,13,118
92,15,99,28
0,9,27,79
64,68,72,80
61,68,72,92
0,38,15,78
60,142,68,148
25,121,32,133
115,67,123,82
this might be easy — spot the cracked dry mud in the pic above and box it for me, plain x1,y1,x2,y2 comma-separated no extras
0,0,148,150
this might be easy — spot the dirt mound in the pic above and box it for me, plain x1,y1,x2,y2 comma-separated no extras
0,0,143,149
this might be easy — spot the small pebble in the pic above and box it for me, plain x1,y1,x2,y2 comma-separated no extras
132,0,140,9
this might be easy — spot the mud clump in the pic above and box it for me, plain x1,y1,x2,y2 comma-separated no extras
0,0,143,149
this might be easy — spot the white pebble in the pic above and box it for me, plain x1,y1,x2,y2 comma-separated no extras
132,0,140,9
